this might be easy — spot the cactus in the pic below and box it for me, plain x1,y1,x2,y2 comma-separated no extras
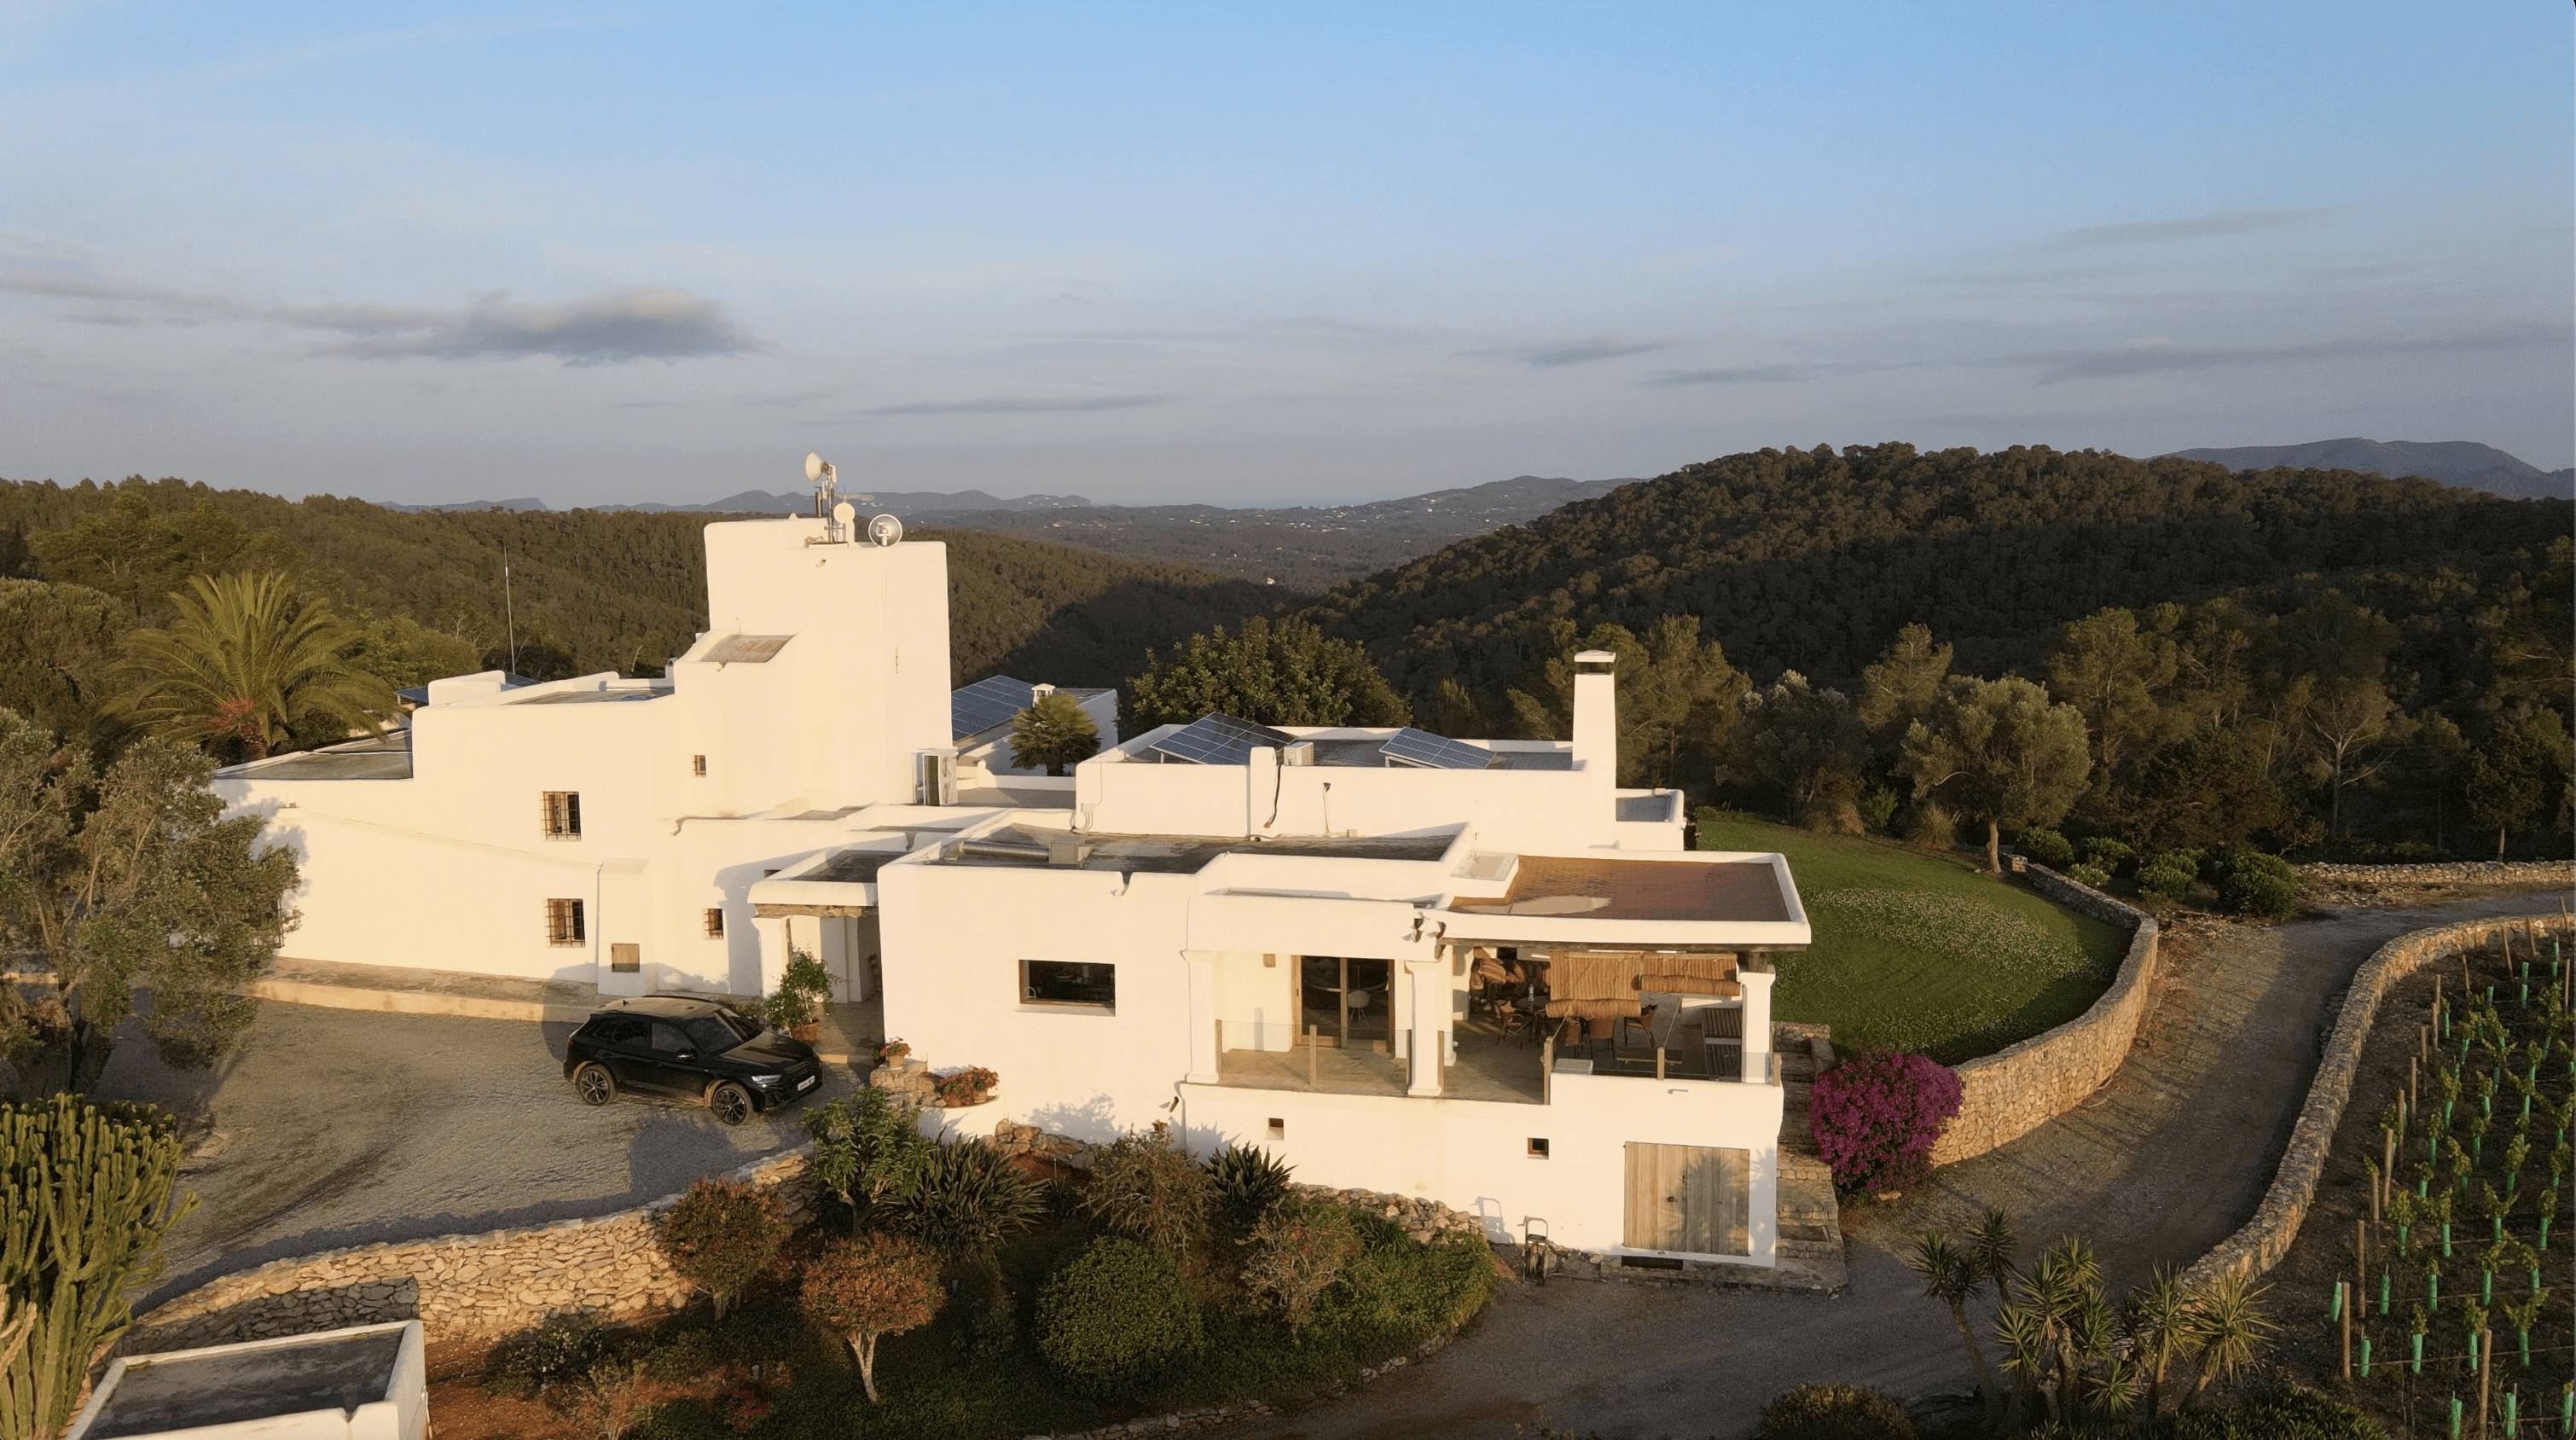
0,1097,195,1438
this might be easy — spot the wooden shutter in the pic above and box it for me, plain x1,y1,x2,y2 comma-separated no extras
610,943,640,973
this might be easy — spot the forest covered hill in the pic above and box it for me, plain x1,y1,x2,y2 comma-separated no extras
0,478,1293,693
2161,438,2574,502
1312,444,2570,699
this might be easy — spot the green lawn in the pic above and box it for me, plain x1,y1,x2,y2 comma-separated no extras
1696,811,2131,1064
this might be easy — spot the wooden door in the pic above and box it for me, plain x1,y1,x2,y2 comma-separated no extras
1622,1143,1750,1256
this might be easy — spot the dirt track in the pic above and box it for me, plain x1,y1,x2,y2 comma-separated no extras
1226,891,2567,1440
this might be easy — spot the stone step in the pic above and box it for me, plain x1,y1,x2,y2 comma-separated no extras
1780,1222,1840,1243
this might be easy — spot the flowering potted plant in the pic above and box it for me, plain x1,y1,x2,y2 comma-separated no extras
932,1065,998,1107
763,947,833,1042
873,1038,913,1068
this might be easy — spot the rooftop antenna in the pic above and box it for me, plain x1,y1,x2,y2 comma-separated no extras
804,451,838,517
502,545,519,677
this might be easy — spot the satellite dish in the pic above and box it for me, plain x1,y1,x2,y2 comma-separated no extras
867,514,902,548
804,452,826,484
833,500,856,527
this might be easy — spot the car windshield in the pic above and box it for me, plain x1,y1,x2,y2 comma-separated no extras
682,1011,761,1054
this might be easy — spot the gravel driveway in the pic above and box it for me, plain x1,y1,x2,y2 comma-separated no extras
94,1002,854,1311
1226,890,2567,1440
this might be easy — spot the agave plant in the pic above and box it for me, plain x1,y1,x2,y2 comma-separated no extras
883,1139,1044,1267
1203,1141,1294,1231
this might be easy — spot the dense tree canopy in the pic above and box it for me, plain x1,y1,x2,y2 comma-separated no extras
1123,616,1409,732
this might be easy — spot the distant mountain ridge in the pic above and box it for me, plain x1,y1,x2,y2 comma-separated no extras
368,474,1630,587
2160,438,2573,502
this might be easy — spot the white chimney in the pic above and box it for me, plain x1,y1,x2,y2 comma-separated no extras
1571,649,1617,843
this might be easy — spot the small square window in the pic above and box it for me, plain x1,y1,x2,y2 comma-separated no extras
692,754,707,776
1021,960,1115,1008
609,943,640,973
704,908,726,938
541,791,582,839
545,898,586,946
1267,1118,1285,1139
1527,1137,1550,1158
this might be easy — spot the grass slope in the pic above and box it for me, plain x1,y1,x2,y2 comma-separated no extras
1697,811,2129,1064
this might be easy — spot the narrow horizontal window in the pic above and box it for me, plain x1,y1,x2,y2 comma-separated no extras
1021,959,1115,1008
1528,1137,1550,1158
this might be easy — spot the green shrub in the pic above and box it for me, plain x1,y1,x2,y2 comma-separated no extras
488,1324,612,1399
2066,862,2113,890
1858,787,1900,833
1036,1237,1202,1398
885,1139,1045,1263
2169,1385,2387,1438
2017,827,2075,868
2215,848,2300,917
1904,801,1956,849
1204,1141,1293,1230
2136,851,2198,901
1082,1123,1214,1261
2077,835,2134,873
1758,1380,1916,1439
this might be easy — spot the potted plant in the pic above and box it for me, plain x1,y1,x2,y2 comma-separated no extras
764,947,833,1042
933,1066,998,1107
873,1038,913,1069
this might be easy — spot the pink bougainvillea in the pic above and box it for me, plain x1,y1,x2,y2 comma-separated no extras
1808,1048,1963,1193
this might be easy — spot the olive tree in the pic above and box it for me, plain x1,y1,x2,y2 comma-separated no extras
1899,676,2092,873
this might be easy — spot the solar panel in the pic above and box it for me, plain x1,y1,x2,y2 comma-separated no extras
951,675,1035,740
1148,712,1294,765
1379,727,1497,770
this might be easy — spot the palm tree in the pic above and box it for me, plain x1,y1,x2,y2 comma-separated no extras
2182,1269,2277,1408
1907,1232,2003,1428
117,572,397,761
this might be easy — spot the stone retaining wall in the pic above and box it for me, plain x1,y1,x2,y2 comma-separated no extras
2179,912,2572,1289
2295,859,2573,886
1928,866,2160,1165
122,1148,816,1356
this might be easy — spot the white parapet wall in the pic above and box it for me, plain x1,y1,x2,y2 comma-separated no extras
68,1321,426,1440
1179,1067,1784,1265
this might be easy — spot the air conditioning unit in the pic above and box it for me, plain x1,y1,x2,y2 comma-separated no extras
918,752,957,806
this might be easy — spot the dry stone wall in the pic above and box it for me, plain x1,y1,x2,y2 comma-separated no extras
1927,865,2159,1165
2179,913,2573,1289
122,1148,816,1356
2294,859,2573,886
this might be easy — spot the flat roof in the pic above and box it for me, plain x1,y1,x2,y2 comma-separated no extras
929,826,1455,875
1451,856,1792,923
81,1327,403,1437
805,848,910,884
510,687,668,705
221,732,412,781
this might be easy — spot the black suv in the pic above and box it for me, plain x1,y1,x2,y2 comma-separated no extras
564,996,822,1126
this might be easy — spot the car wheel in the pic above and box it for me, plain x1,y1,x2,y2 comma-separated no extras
573,1062,616,1106
708,1081,753,1127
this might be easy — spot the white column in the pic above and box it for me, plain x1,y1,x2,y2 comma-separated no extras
1738,966,1775,1084
1404,955,1447,1095
751,915,793,998
1185,950,1221,1083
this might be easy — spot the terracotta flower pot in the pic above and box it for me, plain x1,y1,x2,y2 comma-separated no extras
790,1022,821,1043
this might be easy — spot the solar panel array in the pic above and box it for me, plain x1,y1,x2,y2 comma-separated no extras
951,675,1035,740
1379,727,1498,770
1148,712,1295,765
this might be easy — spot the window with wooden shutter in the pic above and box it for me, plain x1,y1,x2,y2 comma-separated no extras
704,908,726,938
541,791,582,838
610,943,640,973
546,898,587,946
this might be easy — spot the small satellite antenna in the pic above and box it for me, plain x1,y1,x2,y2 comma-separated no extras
833,500,856,529
867,514,903,548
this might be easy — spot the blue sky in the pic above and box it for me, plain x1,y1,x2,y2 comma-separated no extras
3,3,2568,507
